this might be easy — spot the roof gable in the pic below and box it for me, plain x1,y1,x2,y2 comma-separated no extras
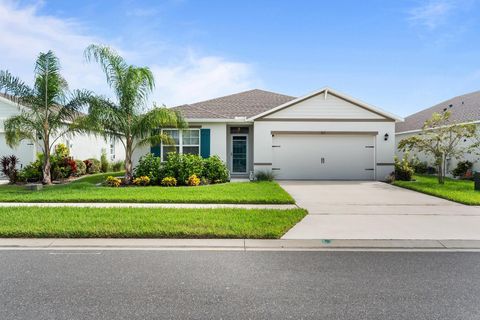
250,87,403,122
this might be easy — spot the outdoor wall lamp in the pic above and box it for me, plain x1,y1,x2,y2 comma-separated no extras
384,133,389,141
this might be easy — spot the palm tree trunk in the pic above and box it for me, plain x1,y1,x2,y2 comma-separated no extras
124,138,133,183
42,139,52,185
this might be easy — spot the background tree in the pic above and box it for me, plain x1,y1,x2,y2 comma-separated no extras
398,111,477,184
0,51,90,184
83,44,186,182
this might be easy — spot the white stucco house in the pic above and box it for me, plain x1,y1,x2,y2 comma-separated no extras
0,94,124,170
136,87,403,180
395,90,480,174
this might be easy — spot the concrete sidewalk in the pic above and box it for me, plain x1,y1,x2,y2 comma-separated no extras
0,202,298,210
0,238,479,251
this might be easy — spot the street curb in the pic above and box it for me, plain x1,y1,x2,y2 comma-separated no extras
0,239,479,251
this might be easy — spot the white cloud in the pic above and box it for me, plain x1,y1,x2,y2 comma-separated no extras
408,0,453,30
0,0,109,95
0,0,259,107
151,53,259,107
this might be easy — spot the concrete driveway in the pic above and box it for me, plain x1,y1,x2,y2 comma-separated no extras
281,181,480,240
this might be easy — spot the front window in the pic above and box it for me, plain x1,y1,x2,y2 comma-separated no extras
161,129,200,161
110,138,116,161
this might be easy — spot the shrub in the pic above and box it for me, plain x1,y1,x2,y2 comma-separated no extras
255,170,276,181
112,160,124,172
133,175,150,186
203,155,229,183
75,160,87,176
394,155,414,181
134,153,162,184
385,173,395,183
1,155,19,183
52,156,77,180
19,162,42,182
84,158,101,174
163,153,204,185
100,149,109,173
426,166,437,175
54,143,70,158
161,176,177,187
410,157,428,174
187,174,200,186
452,160,473,178
105,176,122,187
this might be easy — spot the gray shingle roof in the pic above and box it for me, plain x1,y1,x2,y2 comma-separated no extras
171,89,296,119
396,90,480,133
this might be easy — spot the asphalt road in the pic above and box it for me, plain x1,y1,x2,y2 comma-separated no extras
1,251,479,320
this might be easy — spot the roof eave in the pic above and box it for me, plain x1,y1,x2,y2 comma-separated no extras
395,119,480,135
185,118,253,123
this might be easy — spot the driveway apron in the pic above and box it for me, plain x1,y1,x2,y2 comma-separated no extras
280,181,480,240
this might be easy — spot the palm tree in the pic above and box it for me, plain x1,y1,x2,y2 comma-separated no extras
0,51,91,184
83,44,186,182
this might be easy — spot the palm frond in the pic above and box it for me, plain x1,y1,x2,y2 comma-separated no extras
0,70,33,100
132,106,186,140
3,113,38,147
118,66,155,114
34,51,68,108
84,44,128,97
135,133,175,149
83,95,127,139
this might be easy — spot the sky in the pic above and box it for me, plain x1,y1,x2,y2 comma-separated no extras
1,0,480,117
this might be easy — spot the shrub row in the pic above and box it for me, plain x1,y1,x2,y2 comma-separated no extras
133,153,229,186
2,143,126,184
393,154,475,182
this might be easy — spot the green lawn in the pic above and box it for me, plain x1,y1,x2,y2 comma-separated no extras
71,171,125,184
393,175,480,205
0,173,294,204
0,207,306,238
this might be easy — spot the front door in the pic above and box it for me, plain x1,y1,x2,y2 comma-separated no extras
231,134,248,174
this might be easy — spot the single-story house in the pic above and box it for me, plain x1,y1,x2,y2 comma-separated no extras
137,87,403,180
395,90,480,174
0,94,125,170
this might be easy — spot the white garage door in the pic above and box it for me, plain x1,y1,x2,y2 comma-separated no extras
272,133,375,180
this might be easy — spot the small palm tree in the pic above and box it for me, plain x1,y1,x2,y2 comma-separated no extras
0,51,91,184
84,44,186,182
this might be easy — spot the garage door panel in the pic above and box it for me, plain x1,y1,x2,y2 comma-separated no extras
272,134,375,180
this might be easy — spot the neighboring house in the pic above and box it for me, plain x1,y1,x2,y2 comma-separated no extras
135,87,403,180
395,90,480,174
0,94,124,170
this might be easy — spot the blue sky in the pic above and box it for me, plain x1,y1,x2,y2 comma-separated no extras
1,0,480,116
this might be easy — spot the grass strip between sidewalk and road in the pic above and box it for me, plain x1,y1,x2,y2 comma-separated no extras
393,174,480,205
0,207,307,239
0,173,294,204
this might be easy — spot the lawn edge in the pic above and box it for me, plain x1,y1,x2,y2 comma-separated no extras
392,181,476,206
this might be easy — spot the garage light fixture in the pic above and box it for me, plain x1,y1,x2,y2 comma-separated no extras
384,133,389,141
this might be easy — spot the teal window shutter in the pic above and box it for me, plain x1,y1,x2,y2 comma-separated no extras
200,129,210,158
150,129,161,157
150,145,160,157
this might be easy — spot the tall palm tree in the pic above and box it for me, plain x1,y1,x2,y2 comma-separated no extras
84,44,186,182
0,51,91,184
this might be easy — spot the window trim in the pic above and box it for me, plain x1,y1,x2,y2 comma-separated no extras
160,128,200,161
